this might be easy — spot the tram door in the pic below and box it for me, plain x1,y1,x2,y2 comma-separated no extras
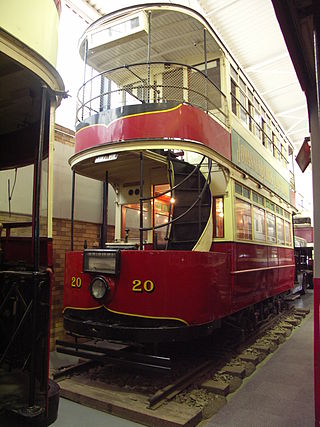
120,184,171,248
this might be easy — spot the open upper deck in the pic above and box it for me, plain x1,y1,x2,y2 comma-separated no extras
73,3,295,205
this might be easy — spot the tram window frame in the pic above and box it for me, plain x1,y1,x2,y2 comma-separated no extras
229,67,290,169
284,220,292,245
231,79,237,115
235,198,252,241
252,191,264,207
253,205,266,242
276,216,285,245
266,212,276,243
213,196,224,238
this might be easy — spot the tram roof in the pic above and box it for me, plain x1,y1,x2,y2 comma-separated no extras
71,0,309,157
79,4,222,71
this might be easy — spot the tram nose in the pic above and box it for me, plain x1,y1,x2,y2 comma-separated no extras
82,249,120,302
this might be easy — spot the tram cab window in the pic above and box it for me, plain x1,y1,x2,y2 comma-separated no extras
235,198,252,240
153,184,171,247
121,204,148,243
214,197,224,238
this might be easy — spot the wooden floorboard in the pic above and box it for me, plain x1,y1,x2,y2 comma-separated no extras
59,377,202,427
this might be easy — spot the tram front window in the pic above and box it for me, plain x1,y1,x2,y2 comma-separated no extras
122,204,148,243
121,185,171,248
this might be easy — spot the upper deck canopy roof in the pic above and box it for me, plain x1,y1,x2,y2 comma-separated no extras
79,4,222,72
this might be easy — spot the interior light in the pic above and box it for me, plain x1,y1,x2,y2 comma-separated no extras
170,197,175,204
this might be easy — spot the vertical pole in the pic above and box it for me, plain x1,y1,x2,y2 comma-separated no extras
139,152,143,250
204,28,208,76
100,74,105,112
147,11,152,103
152,185,156,248
100,171,108,248
107,79,111,109
29,85,48,407
312,10,320,426
71,170,75,251
204,28,208,112
82,39,88,120
33,86,47,272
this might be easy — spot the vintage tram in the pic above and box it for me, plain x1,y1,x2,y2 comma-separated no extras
63,3,296,344
0,1,64,425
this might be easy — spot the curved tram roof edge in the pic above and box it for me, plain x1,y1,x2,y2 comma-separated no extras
69,137,296,211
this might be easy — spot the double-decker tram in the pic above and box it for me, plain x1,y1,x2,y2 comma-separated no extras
63,3,296,345
0,1,64,425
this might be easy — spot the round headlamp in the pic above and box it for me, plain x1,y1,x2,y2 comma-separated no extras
90,276,109,300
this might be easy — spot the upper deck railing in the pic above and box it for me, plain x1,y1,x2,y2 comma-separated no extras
77,61,228,127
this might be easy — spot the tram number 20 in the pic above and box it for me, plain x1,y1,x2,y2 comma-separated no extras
71,276,82,288
132,279,155,293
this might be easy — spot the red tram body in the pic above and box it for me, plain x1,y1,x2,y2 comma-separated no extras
63,3,295,343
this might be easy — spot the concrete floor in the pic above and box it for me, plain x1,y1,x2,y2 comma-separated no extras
52,291,314,427
52,398,142,427
205,290,314,427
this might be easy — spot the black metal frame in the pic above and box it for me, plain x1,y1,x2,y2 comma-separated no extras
63,307,221,344
0,86,58,425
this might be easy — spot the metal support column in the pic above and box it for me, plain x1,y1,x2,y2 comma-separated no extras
101,171,108,248
312,10,320,426
139,152,144,250
71,170,75,251
29,85,48,407
147,11,151,103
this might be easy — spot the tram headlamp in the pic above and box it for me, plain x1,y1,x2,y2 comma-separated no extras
90,276,109,300
83,249,120,275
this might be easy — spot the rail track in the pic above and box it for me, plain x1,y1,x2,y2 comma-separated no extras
53,304,310,426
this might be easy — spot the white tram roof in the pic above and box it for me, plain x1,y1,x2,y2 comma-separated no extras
79,4,222,72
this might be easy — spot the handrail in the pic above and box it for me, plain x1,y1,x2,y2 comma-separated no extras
77,61,228,125
141,158,212,233
142,155,205,202
77,61,224,104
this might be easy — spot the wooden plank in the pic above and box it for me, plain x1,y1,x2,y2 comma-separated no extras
238,353,260,365
201,380,229,396
252,343,271,354
59,378,202,427
221,365,246,378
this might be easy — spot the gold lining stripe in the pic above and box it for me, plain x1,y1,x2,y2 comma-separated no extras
62,305,103,314
63,304,189,325
76,103,182,135
231,264,295,275
104,306,189,325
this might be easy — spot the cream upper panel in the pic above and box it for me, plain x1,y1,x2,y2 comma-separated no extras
1,0,60,67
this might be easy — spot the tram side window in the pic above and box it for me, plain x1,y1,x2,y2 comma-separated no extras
276,217,285,245
231,79,237,115
235,198,252,240
266,212,276,243
214,197,224,238
284,220,292,246
253,205,265,241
